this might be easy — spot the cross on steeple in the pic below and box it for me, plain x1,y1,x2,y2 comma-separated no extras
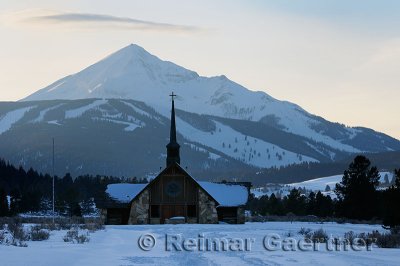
166,92,180,166
170,92,177,101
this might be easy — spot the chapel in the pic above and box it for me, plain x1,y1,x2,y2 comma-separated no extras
101,94,249,224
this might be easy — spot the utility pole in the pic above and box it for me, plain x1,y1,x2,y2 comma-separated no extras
52,138,55,224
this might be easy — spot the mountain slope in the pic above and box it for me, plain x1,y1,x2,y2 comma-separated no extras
0,98,399,180
0,99,310,178
0,43,395,179
23,44,400,156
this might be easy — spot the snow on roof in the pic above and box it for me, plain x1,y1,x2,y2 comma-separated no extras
106,181,248,207
106,183,147,203
198,182,248,207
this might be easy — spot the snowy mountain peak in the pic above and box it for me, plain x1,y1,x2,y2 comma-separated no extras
21,44,400,155
109,43,148,58
23,44,199,102
102,43,174,69
100,44,152,65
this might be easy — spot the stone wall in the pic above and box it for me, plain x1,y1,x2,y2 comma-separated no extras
150,218,160,224
187,217,197,224
237,207,245,224
100,209,107,224
198,189,218,224
128,190,150,224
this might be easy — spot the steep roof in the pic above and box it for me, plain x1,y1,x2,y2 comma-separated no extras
198,182,248,207
106,183,147,203
105,164,249,207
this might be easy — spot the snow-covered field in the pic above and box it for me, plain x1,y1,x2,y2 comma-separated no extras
288,172,394,192
0,222,398,266
252,171,395,199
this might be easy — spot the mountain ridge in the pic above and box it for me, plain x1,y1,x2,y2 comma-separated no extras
0,44,396,180
23,44,399,151
0,98,399,181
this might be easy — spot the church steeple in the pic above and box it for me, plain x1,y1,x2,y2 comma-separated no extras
166,92,180,166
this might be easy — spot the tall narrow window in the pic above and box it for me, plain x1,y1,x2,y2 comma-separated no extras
187,205,196,217
151,205,160,218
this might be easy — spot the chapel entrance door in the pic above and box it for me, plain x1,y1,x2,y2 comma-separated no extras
161,205,185,223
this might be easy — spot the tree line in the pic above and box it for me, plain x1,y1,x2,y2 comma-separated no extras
247,155,400,228
0,159,146,217
0,155,399,228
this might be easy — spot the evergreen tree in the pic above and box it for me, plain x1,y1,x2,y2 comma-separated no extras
335,155,380,220
382,169,400,227
255,195,269,215
286,188,306,216
307,191,316,215
9,189,21,216
269,193,284,215
395,169,400,188
69,202,82,217
0,187,8,216
314,191,333,217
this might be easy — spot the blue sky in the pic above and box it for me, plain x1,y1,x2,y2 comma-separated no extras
0,0,399,138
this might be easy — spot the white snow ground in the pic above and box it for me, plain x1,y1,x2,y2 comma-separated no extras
288,172,395,192
252,171,396,199
0,222,398,266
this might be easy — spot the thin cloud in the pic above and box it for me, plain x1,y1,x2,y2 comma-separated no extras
3,9,200,33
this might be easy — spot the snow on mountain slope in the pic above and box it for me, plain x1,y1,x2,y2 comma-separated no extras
93,117,141,132
0,98,398,177
32,103,64,123
175,117,318,168
0,106,34,135
22,44,395,154
185,143,221,160
65,99,108,119
121,100,153,118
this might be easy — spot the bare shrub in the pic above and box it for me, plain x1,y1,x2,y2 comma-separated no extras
375,231,400,248
369,230,381,240
58,218,74,230
7,219,28,247
0,230,10,245
344,231,356,244
29,225,50,241
63,228,90,244
81,220,104,232
63,228,78,242
0,218,6,229
298,227,312,236
390,226,400,235
311,229,328,243
57,216,84,230
75,234,90,244
40,222,59,231
355,232,375,247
